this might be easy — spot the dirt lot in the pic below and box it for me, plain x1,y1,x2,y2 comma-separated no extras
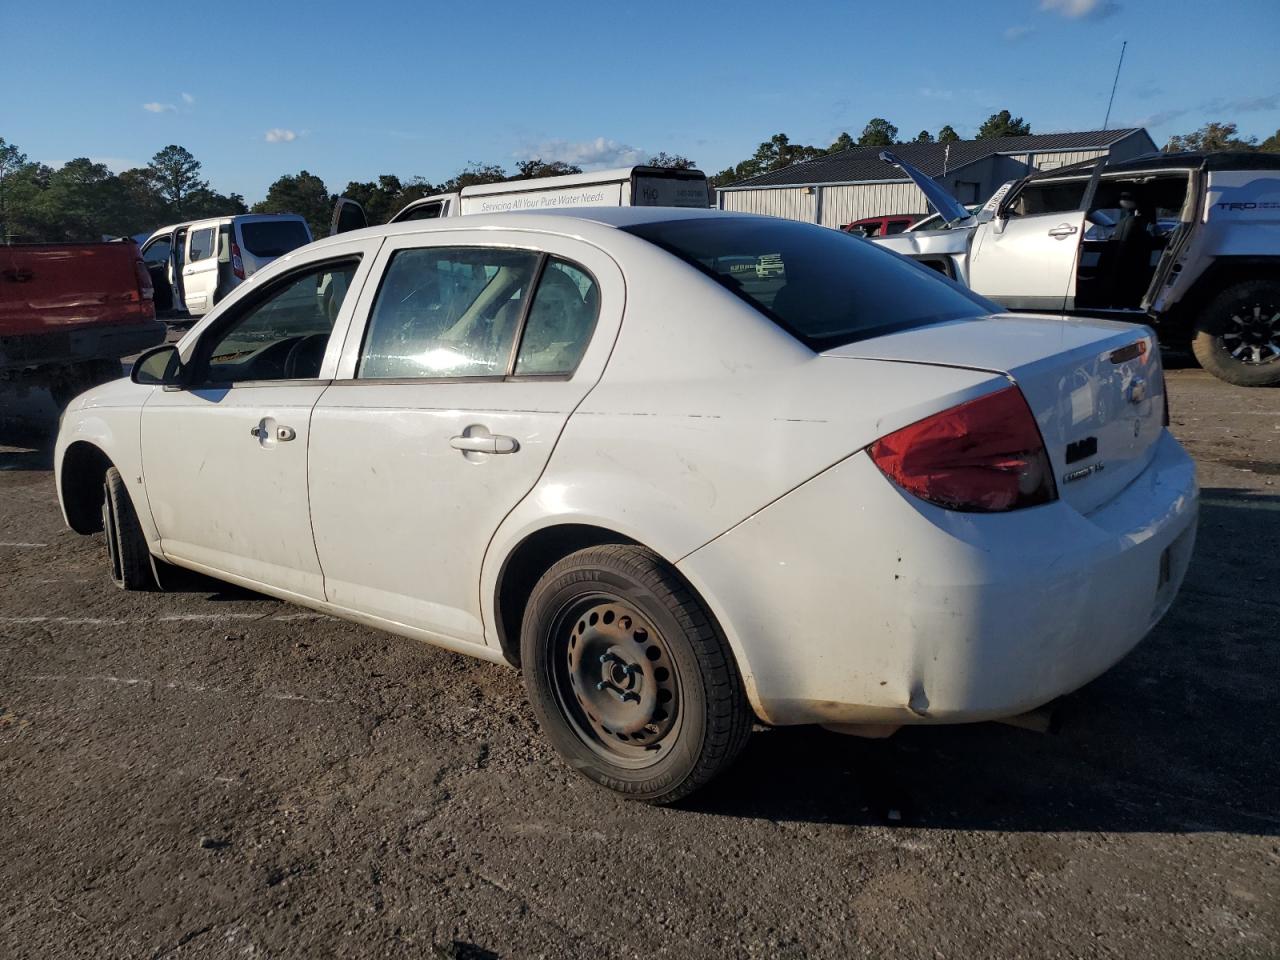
1,362,1277,959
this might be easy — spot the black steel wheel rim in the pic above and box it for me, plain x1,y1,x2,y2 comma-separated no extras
1222,298,1280,365
547,594,683,769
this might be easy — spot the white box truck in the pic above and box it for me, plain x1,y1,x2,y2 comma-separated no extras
330,165,710,235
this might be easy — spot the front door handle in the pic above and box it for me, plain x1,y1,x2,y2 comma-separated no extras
450,434,519,454
250,420,296,443
1047,223,1079,239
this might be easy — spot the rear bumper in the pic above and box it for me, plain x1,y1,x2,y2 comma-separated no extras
678,430,1198,726
0,319,165,372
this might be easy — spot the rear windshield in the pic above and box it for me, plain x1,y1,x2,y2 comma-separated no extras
238,220,311,258
623,217,996,350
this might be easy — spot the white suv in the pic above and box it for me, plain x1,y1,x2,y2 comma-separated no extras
140,214,312,319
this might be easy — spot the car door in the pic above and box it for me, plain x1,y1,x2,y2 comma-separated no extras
140,242,379,599
181,220,221,315
307,229,623,646
968,172,1096,312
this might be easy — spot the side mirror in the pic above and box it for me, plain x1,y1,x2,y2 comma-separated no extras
991,216,1008,235
132,344,184,387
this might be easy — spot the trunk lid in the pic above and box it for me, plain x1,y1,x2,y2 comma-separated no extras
824,314,1166,515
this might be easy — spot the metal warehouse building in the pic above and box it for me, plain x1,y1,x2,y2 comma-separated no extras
717,128,1157,228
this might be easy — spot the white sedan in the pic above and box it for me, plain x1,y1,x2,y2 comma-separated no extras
55,208,1198,803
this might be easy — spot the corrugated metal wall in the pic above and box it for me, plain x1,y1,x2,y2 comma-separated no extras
720,187,816,221
817,182,928,227
1027,149,1108,172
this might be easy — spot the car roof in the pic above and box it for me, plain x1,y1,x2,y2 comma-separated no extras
1030,150,1280,181
144,213,307,239
304,206,759,252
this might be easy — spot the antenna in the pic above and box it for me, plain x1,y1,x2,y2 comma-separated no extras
1102,40,1127,130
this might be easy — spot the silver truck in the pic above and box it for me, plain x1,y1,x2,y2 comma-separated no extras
873,150,1280,387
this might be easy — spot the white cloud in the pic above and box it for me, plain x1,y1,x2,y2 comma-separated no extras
1041,0,1120,19
181,92,196,105
1003,25,1035,41
265,128,298,143
142,102,175,113
525,137,647,169
1201,93,1280,114
1130,108,1189,129
918,86,955,100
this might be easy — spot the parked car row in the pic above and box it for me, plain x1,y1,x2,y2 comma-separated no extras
56,207,1197,803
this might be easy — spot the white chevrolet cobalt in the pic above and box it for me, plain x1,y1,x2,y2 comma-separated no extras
55,208,1198,803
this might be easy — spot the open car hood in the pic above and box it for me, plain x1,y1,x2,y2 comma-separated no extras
879,151,974,227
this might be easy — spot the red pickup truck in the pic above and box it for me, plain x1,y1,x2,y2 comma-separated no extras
1,240,165,406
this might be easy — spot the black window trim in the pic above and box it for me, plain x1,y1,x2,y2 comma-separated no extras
185,254,364,389
349,243,600,384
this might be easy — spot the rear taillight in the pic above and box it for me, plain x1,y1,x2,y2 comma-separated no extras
230,241,245,280
133,258,154,301
868,385,1058,512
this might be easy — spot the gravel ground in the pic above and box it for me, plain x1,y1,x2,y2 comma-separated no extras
0,362,1276,959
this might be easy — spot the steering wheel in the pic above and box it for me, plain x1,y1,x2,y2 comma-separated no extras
283,334,330,379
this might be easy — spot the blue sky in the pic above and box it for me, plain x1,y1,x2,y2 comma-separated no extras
7,0,1278,201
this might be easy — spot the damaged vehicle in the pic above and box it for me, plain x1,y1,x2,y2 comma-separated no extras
873,150,1280,387
56,208,1197,803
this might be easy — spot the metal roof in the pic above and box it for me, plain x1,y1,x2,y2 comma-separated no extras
720,129,1148,190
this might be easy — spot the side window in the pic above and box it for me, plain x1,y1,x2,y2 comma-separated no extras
359,247,540,379
514,259,599,376
884,219,911,235
396,201,445,223
1008,179,1088,218
188,227,215,262
143,238,171,265
202,260,358,383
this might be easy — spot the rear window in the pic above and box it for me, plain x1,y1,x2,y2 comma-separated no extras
238,220,311,258
623,217,996,350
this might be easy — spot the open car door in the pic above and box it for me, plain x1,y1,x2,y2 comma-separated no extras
329,197,369,236
968,162,1103,312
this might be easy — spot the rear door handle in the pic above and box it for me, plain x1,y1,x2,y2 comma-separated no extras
1047,223,1079,239
450,434,518,454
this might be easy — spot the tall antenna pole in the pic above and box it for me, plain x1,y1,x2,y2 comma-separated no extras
1102,40,1127,130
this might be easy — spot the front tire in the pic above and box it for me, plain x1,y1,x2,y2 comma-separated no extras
1190,280,1280,387
520,545,752,804
102,466,157,590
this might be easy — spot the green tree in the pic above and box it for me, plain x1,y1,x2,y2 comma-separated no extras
33,158,134,240
828,132,856,153
1165,121,1257,153
858,118,899,147
647,152,698,169
439,162,508,193
0,137,29,241
937,125,960,143
976,110,1031,139
253,170,332,238
914,130,935,143
514,159,583,179
1259,129,1280,153
147,145,207,219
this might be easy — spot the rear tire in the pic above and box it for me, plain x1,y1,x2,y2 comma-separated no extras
102,466,156,591
520,544,753,804
1190,280,1280,387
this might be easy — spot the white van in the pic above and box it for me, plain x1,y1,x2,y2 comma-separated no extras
330,165,710,234
140,214,313,318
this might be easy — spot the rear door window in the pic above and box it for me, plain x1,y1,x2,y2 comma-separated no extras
514,259,599,376
188,227,215,262
358,247,540,379
238,220,312,258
